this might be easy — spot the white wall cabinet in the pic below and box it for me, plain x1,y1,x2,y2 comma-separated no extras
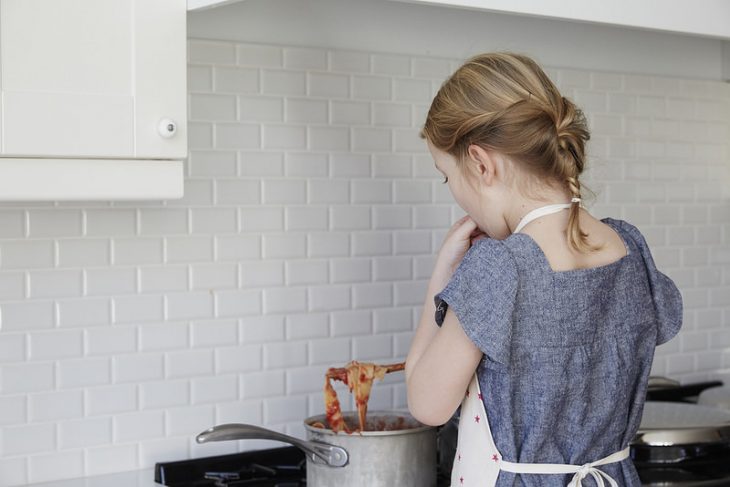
0,0,187,200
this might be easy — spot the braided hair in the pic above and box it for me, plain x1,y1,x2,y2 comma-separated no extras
420,51,603,253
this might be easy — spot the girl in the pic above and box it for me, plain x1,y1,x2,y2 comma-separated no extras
405,52,684,486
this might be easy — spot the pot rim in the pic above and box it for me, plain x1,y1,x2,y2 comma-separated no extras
304,410,436,437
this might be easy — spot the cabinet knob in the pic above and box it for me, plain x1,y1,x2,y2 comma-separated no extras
158,118,178,138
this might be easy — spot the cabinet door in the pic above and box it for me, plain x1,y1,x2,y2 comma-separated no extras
0,0,186,159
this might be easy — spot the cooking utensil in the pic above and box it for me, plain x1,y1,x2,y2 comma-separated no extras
196,410,437,487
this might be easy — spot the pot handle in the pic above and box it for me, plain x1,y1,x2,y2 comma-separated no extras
195,423,349,468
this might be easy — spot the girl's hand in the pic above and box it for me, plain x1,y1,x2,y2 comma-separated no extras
433,215,487,281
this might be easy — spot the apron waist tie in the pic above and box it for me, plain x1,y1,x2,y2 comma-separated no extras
499,446,630,487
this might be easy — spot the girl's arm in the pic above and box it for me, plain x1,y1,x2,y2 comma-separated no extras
405,216,485,426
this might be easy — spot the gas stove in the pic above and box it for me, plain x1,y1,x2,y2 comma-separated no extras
154,445,450,486
155,447,307,486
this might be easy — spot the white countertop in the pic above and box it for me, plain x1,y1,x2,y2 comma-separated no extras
22,468,163,487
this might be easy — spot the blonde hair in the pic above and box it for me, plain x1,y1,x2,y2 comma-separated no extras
420,51,602,254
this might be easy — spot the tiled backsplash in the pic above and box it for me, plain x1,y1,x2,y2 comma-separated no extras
0,38,729,485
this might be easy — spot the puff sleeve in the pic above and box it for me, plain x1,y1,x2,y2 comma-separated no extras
434,238,519,365
617,219,684,345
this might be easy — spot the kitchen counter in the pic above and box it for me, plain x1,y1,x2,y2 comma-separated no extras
22,468,163,487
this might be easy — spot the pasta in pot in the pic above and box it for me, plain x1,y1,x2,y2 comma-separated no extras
312,360,405,433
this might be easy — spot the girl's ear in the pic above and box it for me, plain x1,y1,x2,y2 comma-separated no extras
466,144,496,186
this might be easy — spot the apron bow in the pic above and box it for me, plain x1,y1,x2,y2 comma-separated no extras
567,463,619,487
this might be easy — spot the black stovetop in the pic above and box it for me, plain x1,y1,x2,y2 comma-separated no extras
155,446,450,486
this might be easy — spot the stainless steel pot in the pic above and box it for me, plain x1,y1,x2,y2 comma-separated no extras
196,410,437,487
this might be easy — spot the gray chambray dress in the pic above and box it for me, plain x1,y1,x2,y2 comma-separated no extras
435,216,684,486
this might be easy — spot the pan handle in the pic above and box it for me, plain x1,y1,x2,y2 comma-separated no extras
195,423,349,468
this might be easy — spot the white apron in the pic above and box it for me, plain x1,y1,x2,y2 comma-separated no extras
450,202,631,487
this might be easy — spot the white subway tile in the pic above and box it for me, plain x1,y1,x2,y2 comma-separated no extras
189,40,236,64
215,345,262,373
329,49,369,73
308,284,351,311
263,233,306,258
0,240,54,269
0,300,55,331
308,179,349,204
0,395,26,425
60,417,112,449
371,53,410,76
113,237,163,265
139,323,188,351
85,268,137,296
286,98,328,123
353,334,393,361
373,102,411,126
86,383,138,415
58,357,110,389
330,153,370,177
330,257,370,283
0,272,25,300
331,100,370,125
374,307,412,333
214,66,258,93
167,292,214,320
240,260,284,287
140,380,188,410
239,96,283,122
394,180,431,203
394,280,427,306
285,152,328,177
331,206,370,230
308,72,349,98
188,64,212,92
286,259,328,285
58,239,110,267
140,266,188,293
29,329,83,360
393,78,431,103
1,423,56,455
352,180,391,203
393,127,424,152
373,256,412,281
308,231,349,257
262,180,306,204
317,302,360,338
0,333,25,362
190,93,237,121
114,410,166,442
309,126,349,151
215,180,261,205
191,263,237,289
414,206,451,228
85,443,137,476
352,231,391,256
166,404,216,436
286,313,329,340
27,450,84,484
0,210,25,238
263,287,307,314
264,395,307,423
411,57,451,78
237,43,282,67
284,47,327,70
216,235,261,261
215,123,260,149
189,150,237,177
166,236,214,263
114,295,164,324
191,319,238,348
191,375,238,404
309,337,350,365
29,269,83,298
215,289,261,317
29,390,83,422
352,282,392,308
373,206,411,229
241,370,284,399
28,210,82,237
352,127,391,152
352,75,391,100
285,206,328,231
240,315,285,344
240,207,285,231
112,353,164,383
85,209,137,236
262,69,306,96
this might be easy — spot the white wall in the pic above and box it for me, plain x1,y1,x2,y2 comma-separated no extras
0,1,729,484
